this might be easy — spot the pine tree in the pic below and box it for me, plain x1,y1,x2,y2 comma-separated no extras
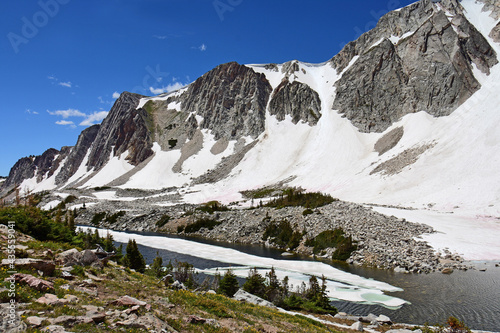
150,252,164,278
265,267,280,302
218,269,239,297
242,267,266,298
123,239,146,273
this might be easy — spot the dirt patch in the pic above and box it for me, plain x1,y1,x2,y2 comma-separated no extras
172,129,204,173
370,143,436,176
374,126,404,155
210,138,229,155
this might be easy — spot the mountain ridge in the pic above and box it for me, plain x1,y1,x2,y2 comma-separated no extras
2,0,499,221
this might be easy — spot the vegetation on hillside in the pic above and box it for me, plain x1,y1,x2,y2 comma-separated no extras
265,188,337,209
305,229,358,261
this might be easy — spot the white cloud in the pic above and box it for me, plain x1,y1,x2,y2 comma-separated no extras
48,108,108,127
149,82,185,95
59,81,72,88
112,92,121,99
47,109,86,118
199,43,207,51
79,111,109,126
56,120,75,127
26,109,39,115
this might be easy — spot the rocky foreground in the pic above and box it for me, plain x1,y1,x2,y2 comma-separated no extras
63,189,470,274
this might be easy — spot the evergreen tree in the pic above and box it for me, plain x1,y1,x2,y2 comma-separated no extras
242,267,266,298
265,267,281,303
123,239,146,273
218,269,239,297
103,232,115,252
150,252,164,278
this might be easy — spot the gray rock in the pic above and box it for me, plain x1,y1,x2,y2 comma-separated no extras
26,316,45,327
331,0,497,133
171,280,187,290
233,289,277,308
376,314,392,324
269,80,322,125
350,321,364,331
42,325,70,333
81,249,99,266
56,249,82,266
180,62,272,141
1,258,55,276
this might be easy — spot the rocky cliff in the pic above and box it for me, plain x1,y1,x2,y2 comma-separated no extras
331,0,498,132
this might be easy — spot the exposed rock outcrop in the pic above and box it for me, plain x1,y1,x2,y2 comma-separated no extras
331,0,498,132
55,124,100,185
87,92,152,169
269,80,322,125
180,62,272,140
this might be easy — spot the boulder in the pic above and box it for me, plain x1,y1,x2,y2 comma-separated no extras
81,249,99,266
26,316,45,327
441,268,454,274
9,273,54,292
36,294,62,305
1,258,55,276
56,249,82,266
350,321,363,331
111,295,147,307
376,314,392,325
42,325,70,333
233,289,276,308
117,314,168,331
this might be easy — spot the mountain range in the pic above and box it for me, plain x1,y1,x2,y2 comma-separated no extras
2,0,500,221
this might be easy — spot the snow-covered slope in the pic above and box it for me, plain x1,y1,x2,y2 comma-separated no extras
2,0,500,260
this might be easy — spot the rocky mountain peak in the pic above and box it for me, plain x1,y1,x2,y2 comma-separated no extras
330,0,498,132
180,62,272,140
86,91,152,170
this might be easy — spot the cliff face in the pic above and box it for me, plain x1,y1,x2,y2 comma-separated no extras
86,92,152,170
331,0,498,132
3,148,64,189
180,62,272,140
55,124,100,185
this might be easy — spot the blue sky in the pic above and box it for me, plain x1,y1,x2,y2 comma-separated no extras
0,0,415,176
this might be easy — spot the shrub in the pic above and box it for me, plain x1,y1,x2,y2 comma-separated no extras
196,201,229,214
265,188,336,209
105,211,125,224
184,218,221,234
302,208,314,216
305,228,357,261
262,219,303,250
91,212,106,225
156,214,171,228
0,206,74,243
